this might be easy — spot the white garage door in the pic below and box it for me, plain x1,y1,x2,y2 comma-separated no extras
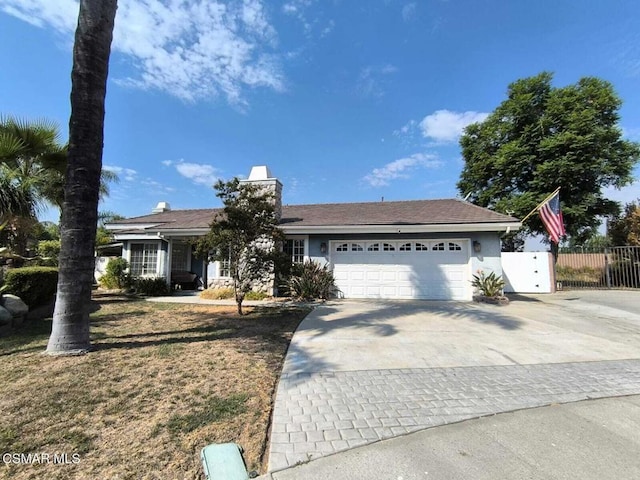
332,240,471,300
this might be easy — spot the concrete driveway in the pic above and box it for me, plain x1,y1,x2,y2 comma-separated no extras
268,291,640,471
283,290,640,374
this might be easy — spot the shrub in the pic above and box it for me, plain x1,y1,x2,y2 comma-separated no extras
245,290,268,301
287,261,336,300
3,266,58,307
200,287,234,300
133,277,170,296
471,270,505,297
99,258,132,289
36,240,61,266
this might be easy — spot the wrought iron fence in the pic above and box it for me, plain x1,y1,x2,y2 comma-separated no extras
556,246,640,289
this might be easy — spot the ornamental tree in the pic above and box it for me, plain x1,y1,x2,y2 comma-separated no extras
608,200,640,246
195,178,285,315
457,72,640,250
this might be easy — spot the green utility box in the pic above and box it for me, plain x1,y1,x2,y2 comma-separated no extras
201,443,249,480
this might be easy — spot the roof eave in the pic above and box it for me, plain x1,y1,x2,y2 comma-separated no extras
280,222,522,235
105,223,165,231
112,228,211,240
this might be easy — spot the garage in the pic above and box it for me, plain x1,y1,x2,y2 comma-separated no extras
332,239,471,300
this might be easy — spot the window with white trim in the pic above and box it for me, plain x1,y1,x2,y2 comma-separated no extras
432,242,446,251
367,243,380,251
383,242,395,251
219,256,231,277
399,243,412,251
448,242,462,251
284,239,305,263
415,242,429,251
336,243,349,252
351,243,364,251
130,243,158,276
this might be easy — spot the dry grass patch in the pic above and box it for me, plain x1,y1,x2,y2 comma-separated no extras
0,296,310,479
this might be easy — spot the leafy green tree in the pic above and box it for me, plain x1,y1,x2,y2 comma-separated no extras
458,72,640,252
47,0,117,355
36,239,61,266
95,210,125,247
195,179,284,315
608,199,640,246
34,221,60,242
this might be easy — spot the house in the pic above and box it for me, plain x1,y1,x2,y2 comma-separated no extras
105,166,521,300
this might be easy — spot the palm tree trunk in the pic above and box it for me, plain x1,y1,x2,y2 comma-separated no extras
47,0,117,354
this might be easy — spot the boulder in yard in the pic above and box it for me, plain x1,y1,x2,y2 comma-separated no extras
1,294,29,318
0,306,11,326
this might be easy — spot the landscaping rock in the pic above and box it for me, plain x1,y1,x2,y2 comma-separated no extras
473,295,510,306
1,294,29,318
0,306,11,326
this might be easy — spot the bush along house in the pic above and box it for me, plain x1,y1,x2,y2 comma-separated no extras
105,166,521,300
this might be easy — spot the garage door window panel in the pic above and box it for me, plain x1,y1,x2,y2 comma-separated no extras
367,243,380,252
399,243,412,251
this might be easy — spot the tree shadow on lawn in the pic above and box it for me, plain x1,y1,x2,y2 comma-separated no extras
0,317,53,356
91,306,308,356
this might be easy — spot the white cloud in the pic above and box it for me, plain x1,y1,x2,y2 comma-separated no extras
0,0,284,105
420,110,489,143
161,160,173,167
174,162,220,187
364,153,442,187
357,64,398,99
282,0,314,31
103,164,137,181
0,0,78,32
140,178,176,193
401,2,417,22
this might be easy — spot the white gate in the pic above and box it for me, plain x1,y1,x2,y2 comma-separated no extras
501,252,554,293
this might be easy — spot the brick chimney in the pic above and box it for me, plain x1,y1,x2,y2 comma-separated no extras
239,166,283,220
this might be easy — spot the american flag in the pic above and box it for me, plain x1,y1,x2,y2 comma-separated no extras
539,190,566,244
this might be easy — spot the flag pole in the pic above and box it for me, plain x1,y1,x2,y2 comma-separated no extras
519,187,561,224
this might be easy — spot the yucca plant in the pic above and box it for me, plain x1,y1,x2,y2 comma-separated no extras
471,270,505,297
287,261,336,300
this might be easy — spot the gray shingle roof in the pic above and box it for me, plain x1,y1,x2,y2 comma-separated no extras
107,199,518,231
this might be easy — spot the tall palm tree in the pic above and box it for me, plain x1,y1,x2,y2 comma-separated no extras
0,175,34,220
0,116,118,255
47,0,117,354
1,116,117,211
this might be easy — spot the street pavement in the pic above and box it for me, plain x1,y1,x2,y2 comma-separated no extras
264,290,640,474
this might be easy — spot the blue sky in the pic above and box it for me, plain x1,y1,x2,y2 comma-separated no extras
1,0,639,224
